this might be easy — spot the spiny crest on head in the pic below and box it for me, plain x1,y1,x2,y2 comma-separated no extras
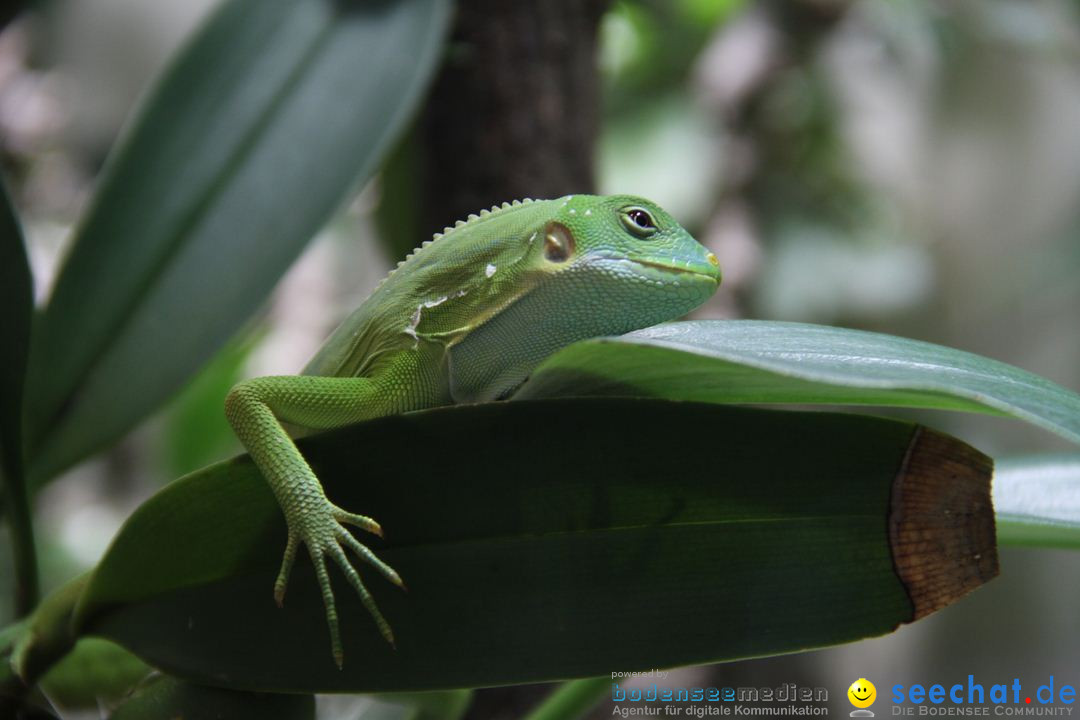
427,197,536,246
389,197,538,274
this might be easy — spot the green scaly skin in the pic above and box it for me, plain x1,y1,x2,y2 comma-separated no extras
225,194,721,666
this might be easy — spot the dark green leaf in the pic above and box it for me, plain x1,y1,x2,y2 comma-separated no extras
25,0,452,482
995,454,1080,548
517,321,1080,444
74,399,994,692
0,176,38,615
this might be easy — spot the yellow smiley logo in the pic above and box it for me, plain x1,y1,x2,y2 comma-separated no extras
848,678,877,708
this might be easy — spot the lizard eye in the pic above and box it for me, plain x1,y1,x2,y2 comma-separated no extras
621,207,657,236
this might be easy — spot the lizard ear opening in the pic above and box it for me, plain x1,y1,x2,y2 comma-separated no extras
544,222,574,263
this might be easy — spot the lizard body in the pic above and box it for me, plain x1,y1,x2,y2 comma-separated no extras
225,194,721,665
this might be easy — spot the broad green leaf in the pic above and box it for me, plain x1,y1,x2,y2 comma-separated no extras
25,0,452,483
994,454,1080,548
0,177,37,615
517,321,1080,445
74,399,995,692
109,675,314,720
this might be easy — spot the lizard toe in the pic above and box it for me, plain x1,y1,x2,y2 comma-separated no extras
273,534,299,607
308,546,344,669
328,543,396,648
332,508,383,537
335,524,404,589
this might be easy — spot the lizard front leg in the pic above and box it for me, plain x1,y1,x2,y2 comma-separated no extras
225,375,403,667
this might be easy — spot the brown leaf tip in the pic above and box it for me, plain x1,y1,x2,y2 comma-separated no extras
889,427,998,620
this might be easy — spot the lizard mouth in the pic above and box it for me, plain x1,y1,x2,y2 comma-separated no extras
630,258,720,283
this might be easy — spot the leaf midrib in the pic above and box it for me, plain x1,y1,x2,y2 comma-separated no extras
30,8,338,459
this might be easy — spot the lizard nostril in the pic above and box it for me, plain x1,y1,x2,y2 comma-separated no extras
707,252,719,267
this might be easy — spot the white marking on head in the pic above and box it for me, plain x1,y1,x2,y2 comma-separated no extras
584,209,592,216
568,208,576,215
485,263,497,278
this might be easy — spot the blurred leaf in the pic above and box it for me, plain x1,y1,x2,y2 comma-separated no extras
995,454,1080,548
375,126,428,263
524,678,610,720
0,1,31,33
9,574,87,687
162,333,257,478
676,0,745,27
339,698,416,720
374,690,473,720
109,675,314,720
600,2,721,98
39,638,149,710
0,176,37,616
74,399,993,692
25,0,452,483
517,321,1080,445
0,619,25,653
410,691,472,720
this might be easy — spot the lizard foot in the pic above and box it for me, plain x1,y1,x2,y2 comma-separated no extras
273,500,404,667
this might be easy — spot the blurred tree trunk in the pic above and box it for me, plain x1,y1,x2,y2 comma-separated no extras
420,0,609,234
421,7,612,718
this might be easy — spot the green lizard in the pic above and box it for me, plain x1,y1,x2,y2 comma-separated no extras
225,194,720,666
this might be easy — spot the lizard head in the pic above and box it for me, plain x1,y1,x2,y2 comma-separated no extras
538,194,721,329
